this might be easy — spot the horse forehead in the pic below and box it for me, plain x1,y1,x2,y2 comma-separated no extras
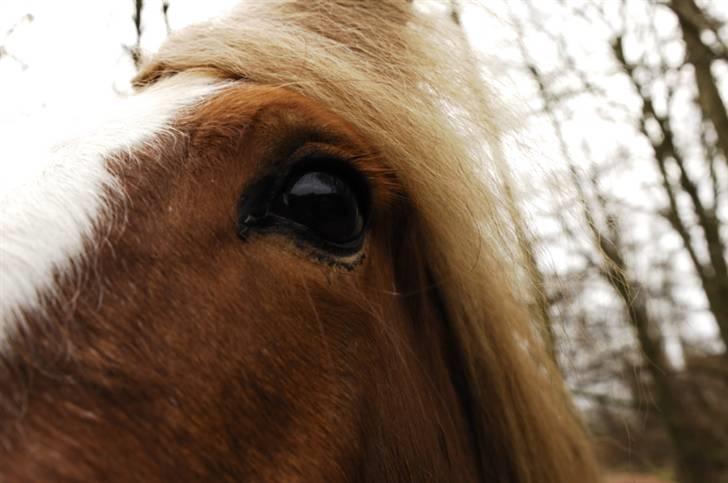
0,74,226,346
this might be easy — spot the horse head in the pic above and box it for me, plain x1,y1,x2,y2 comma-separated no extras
0,2,598,481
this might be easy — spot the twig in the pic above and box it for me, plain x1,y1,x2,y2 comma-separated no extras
162,1,171,35
127,0,144,70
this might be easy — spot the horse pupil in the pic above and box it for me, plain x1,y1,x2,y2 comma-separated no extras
277,171,363,245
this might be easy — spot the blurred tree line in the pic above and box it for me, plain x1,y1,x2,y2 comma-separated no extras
468,0,727,481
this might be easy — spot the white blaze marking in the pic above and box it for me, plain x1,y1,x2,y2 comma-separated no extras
0,73,226,345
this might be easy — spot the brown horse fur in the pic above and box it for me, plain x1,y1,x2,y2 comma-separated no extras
0,84,480,481
0,1,600,481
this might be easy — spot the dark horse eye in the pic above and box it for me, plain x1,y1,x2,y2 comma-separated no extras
271,170,366,248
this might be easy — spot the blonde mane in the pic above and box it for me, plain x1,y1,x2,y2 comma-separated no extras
135,1,598,481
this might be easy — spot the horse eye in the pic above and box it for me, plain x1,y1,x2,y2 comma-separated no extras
271,170,366,248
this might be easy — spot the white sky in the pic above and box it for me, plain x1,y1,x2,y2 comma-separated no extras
0,0,239,121
1,1,726,369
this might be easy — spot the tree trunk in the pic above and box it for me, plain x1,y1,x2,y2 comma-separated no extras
669,0,728,167
613,35,728,354
597,223,719,483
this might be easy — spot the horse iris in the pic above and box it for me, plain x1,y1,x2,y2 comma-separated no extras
273,171,364,246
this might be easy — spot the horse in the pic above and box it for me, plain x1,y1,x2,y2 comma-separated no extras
0,1,599,481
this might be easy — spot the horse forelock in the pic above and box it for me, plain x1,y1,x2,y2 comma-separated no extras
0,74,225,347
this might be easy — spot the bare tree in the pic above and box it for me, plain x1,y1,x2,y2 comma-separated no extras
610,7,728,354
503,0,728,479
667,0,728,166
